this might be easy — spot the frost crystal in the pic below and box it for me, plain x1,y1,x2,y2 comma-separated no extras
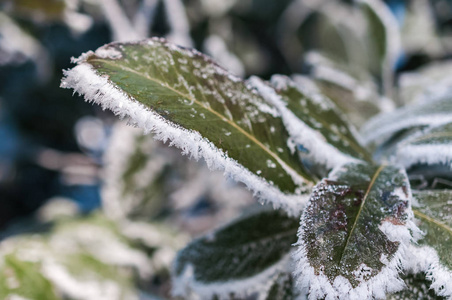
61,60,309,216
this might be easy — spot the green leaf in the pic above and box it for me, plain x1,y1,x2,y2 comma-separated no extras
300,75,383,129
294,162,416,299
361,96,452,146
173,209,298,299
5,0,66,21
398,61,452,105
269,75,372,164
409,190,452,298
0,254,58,300
249,76,367,179
61,38,316,215
387,272,445,300
392,123,452,171
294,51,387,129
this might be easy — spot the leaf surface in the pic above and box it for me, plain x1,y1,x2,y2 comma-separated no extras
294,162,416,299
269,75,372,164
173,209,298,299
361,96,452,146
393,123,452,171
61,38,316,214
409,190,452,298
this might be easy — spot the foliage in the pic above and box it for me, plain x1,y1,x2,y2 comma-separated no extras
1,0,452,299
61,26,452,300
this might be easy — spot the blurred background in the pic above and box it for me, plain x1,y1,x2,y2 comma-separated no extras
0,0,452,298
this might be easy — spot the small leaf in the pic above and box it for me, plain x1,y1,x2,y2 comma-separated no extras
408,190,452,298
61,38,316,215
294,162,417,299
173,209,298,299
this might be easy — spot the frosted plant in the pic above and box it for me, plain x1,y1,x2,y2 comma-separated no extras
0,198,188,300
60,37,452,299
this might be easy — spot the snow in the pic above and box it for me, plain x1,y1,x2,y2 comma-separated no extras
395,144,452,170
361,97,452,145
406,245,452,299
61,62,311,216
249,76,360,171
172,254,292,300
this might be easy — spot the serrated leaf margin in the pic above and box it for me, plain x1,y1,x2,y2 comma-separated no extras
172,253,292,300
292,166,419,299
61,47,311,216
406,245,452,298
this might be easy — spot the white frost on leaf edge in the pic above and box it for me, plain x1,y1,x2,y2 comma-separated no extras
406,245,452,299
172,253,292,300
249,76,360,171
292,168,420,300
394,143,452,170
60,62,310,216
361,98,452,145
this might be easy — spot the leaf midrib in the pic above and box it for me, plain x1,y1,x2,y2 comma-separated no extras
338,165,385,266
89,58,314,184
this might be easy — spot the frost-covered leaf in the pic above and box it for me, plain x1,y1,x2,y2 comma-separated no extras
61,38,316,215
393,123,452,171
359,0,401,90
398,60,452,105
249,76,365,178
361,95,452,146
287,0,399,95
268,74,372,167
294,162,417,299
0,206,187,299
387,273,445,300
0,254,58,300
298,52,392,128
173,209,298,299
401,0,444,60
407,190,452,298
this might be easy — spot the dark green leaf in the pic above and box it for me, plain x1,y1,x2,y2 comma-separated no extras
393,123,452,171
61,38,316,214
270,75,372,163
411,190,452,296
361,96,452,146
294,162,415,299
173,209,298,299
